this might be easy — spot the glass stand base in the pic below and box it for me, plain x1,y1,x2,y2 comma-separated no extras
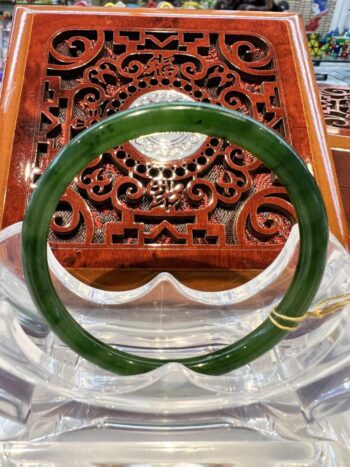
1,403,350,465
2,441,348,466
0,223,349,465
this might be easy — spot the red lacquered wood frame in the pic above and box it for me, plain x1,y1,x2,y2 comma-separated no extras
331,148,350,230
318,84,350,232
0,7,347,281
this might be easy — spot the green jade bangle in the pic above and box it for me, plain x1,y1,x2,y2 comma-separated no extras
22,103,328,376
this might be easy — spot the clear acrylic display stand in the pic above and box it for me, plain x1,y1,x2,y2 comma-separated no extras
0,221,349,465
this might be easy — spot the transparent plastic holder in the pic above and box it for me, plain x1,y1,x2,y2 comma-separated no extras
0,222,349,465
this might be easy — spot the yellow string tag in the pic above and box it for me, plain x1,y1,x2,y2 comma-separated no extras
269,293,350,332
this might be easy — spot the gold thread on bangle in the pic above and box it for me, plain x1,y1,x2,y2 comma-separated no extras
272,309,306,322
269,293,350,331
268,313,297,332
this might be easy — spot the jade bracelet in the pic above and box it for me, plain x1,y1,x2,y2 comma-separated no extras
22,103,328,376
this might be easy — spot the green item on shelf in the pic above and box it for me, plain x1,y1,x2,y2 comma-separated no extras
308,32,322,58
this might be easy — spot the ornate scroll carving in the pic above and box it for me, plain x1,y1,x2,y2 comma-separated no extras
31,29,295,253
320,86,350,130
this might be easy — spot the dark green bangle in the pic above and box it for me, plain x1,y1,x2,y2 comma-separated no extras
22,103,328,376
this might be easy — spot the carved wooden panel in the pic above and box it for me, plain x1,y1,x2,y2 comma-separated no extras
318,85,350,236
330,148,350,233
319,84,350,150
39,29,293,250
0,7,347,273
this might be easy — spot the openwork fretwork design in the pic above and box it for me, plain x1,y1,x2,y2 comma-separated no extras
2,10,346,270
320,86,350,130
33,29,295,252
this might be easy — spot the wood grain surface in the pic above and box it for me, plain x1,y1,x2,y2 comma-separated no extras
0,7,348,290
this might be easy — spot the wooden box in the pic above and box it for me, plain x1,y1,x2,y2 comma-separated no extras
0,7,347,286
